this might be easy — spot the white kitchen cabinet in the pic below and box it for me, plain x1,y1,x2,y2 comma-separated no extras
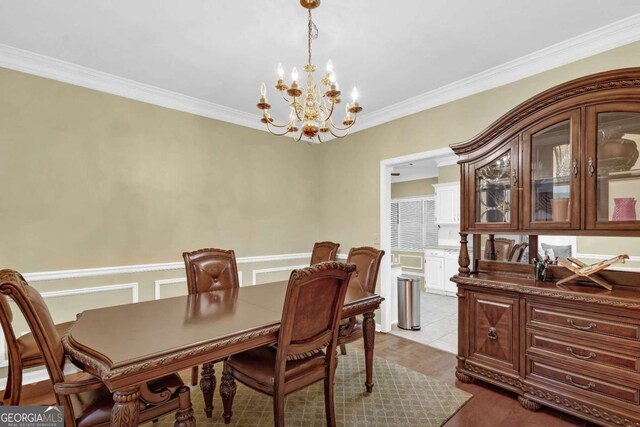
424,250,445,295
443,252,459,296
433,182,460,225
425,248,460,297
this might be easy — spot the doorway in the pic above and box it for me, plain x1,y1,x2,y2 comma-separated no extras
378,148,458,352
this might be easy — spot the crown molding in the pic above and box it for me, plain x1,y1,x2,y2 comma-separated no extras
354,14,640,133
0,43,264,131
2,14,640,137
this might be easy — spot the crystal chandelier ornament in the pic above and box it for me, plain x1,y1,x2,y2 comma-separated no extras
256,0,362,143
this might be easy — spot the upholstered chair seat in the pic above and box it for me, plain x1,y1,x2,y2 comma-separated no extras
225,347,326,393
16,321,74,365
68,372,184,427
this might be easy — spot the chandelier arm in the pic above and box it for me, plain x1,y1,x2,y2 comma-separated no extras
328,128,350,139
324,98,336,121
279,90,292,104
329,114,358,131
295,131,304,142
291,99,304,122
265,120,290,128
266,121,293,136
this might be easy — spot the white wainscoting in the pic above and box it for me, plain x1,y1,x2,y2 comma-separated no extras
1,251,367,388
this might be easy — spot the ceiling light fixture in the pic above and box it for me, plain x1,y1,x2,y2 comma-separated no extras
256,0,363,144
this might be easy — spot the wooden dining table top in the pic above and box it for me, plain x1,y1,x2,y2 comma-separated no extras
63,280,383,390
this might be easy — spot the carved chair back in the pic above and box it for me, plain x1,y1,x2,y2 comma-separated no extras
183,248,240,294
0,270,71,415
274,262,355,380
310,241,340,265
0,293,19,365
509,242,529,262
346,247,385,293
484,238,516,261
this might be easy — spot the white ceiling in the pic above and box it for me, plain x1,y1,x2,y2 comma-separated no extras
2,1,640,130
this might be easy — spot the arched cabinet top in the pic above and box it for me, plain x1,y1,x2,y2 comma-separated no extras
450,67,640,161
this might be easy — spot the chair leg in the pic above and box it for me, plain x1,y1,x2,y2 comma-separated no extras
324,376,337,427
174,385,195,427
220,370,237,424
200,362,216,418
190,366,198,387
273,393,285,427
339,344,347,355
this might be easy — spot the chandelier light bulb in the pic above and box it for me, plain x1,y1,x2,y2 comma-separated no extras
260,83,267,98
329,71,336,83
277,63,284,79
291,67,299,82
289,110,296,123
326,59,334,73
352,87,359,102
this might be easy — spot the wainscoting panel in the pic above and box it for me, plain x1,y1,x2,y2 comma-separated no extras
0,252,322,386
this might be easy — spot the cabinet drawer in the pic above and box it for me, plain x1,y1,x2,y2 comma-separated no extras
528,303,640,342
528,331,639,372
530,360,640,405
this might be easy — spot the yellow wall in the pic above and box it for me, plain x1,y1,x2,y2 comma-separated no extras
0,67,322,272
391,177,437,198
317,41,640,250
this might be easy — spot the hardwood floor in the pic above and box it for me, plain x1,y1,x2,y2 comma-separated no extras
9,333,596,426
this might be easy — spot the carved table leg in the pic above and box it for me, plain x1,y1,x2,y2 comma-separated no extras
518,396,542,411
111,386,141,427
220,371,237,424
174,385,195,427
455,370,474,383
200,361,216,418
362,311,375,393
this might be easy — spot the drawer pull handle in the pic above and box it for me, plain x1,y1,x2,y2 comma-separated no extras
565,375,595,390
566,346,596,360
566,319,596,331
488,327,498,340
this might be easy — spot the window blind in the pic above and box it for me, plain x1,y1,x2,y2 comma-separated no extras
391,197,438,251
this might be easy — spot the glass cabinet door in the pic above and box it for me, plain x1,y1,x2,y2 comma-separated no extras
522,110,580,229
586,103,640,230
469,137,519,230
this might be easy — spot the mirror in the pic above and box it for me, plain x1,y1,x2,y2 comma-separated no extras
477,234,640,271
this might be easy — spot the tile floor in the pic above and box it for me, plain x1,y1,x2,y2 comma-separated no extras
389,291,458,354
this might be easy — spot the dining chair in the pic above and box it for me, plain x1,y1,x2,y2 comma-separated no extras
310,241,340,265
0,269,193,427
219,261,356,427
508,242,528,262
0,294,74,405
183,247,240,417
484,238,515,261
337,246,384,356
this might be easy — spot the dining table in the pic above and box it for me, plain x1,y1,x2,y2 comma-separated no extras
62,279,384,427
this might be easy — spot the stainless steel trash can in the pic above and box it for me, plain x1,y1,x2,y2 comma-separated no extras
397,276,421,330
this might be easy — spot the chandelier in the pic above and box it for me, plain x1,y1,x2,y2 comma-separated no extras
256,0,363,143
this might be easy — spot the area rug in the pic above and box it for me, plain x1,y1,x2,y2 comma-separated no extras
154,349,472,426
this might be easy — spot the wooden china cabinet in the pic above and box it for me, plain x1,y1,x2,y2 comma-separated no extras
450,68,640,426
